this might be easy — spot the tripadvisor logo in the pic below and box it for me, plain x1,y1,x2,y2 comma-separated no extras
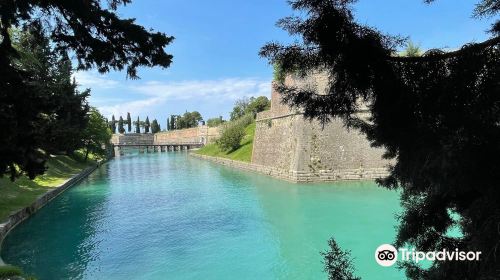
375,244,482,267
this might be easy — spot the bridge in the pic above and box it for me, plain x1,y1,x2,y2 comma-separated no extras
110,133,210,157
112,142,204,157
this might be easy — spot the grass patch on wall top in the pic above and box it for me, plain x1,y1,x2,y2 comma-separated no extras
195,122,255,162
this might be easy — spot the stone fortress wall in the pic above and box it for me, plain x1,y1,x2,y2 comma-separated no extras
251,74,390,182
111,125,219,146
154,126,219,145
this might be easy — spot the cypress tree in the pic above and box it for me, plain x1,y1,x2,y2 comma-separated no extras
111,115,117,134
118,116,125,134
135,116,141,133
166,118,170,131
145,116,150,133
151,119,160,133
126,112,132,132
170,115,176,130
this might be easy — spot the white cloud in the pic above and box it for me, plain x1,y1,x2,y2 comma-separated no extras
131,78,271,100
98,97,165,119
73,71,120,89
89,77,271,118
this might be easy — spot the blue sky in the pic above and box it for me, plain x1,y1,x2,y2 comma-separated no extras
74,0,497,126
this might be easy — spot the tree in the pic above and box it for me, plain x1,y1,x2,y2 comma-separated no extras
229,97,270,120
118,116,125,134
322,238,360,280
144,117,150,133
401,41,422,57
151,119,161,133
134,116,141,133
12,28,90,156
110,115,117,134
261,1,500,279
0,0,173,180
126,112,132,132
216,114,253,152
181,111,202,128
81,108,112,161
230,97,250,121
170,115,176,130
216,123,245,152
245,96,271,117
207,116,224,127
166,118,170,131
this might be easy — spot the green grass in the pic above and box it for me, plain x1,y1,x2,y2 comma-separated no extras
0,264,37,280
0,154,95,222
196,122,255,162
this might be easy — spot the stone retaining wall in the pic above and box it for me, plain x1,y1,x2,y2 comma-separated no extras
191,154,389,183
251,77,392,180
0,163,100,263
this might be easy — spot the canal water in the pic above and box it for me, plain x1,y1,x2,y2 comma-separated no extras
2,152,405,280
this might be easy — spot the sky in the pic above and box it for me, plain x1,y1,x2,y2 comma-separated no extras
74,0,497,127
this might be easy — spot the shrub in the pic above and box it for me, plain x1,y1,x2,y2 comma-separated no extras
216,123,246,152
216,114,254,152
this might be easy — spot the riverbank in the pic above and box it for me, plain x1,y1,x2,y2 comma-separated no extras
191,153,389,183
0,155,97,222
0,155,102,265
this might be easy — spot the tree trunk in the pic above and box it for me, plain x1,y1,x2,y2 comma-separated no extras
85,148,90,162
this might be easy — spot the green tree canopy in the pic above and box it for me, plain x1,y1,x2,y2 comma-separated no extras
134,116,141,133
118,116,125,134
0,0,173,180
206,116,224,127
230,96,270,120
170,115,177,130
110,115,117,134
261,0,500,278
12,28,90,156
144,117,150,133
151,119,161,133
126,112,132,132
82,108,112,161
246,96,271,117
175,111,203,129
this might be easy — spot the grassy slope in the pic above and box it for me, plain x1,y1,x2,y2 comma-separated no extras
195,122,255,162
0,154,94,222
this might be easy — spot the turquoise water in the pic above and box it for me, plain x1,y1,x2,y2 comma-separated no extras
2,152,405,280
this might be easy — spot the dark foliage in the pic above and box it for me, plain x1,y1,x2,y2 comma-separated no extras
110,115,117,134
229,96,271,121
261,0,500,279
176,111,203,129
118,116,125,134
144,116,150,133
151,119,161,133
0,0,173,180
135,116,141,133
322,238,360,280
170,115,177,130
126,112,132,132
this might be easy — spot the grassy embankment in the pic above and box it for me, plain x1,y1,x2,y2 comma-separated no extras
195,122,255,162
0,152,96,222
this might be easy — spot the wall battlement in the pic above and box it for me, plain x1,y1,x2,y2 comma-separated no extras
251,77,390,182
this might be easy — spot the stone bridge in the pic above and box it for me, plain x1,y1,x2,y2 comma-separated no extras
110,125,219,157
